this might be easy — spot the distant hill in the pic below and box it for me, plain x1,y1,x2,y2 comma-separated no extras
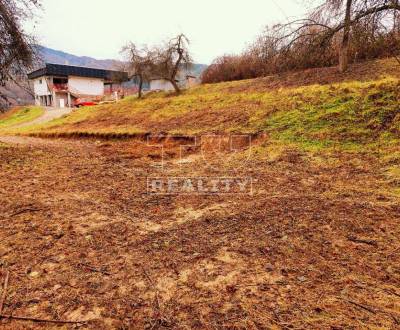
36,46,122,70
0,81,33,107
37,46,208,77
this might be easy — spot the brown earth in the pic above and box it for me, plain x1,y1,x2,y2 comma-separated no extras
0,136,399,329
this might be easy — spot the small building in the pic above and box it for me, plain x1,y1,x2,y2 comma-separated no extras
120,75,150,94
149,79,177,92
186,75,199,88
149,75,199,92
28,63,128,107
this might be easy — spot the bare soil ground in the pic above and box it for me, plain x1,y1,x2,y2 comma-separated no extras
0,136,399,329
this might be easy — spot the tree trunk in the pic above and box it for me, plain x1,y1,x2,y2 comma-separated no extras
138,74,143,99
169,35,184,94
170,79,180,93
339,0,353,73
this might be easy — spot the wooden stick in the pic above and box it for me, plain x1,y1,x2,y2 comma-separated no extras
0,271,86,325
0,314,86,324
345,299,376,314
142,268,154,286
0,270,10,314
347,236,378,247
79,263,111,276
385,288,400,298
9,208,41,218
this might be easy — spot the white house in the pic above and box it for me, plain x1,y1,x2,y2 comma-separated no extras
28,63,128,107
149,75,199,92
186,75,199,88
149,79,177,92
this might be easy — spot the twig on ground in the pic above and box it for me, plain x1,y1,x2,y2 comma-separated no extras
0,271,87,325
78,263,111,276
344,299,377,314
0,270,10,314
142,268,154,286
271,310,293,330
141,268,169,329
347,236,378,247
0,314,87,324
9,208,42,218
391,314,400,325
142,268,161,311
384,288,400,298
344,298,400,325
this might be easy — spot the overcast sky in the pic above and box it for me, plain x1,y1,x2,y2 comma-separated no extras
25,0,311,64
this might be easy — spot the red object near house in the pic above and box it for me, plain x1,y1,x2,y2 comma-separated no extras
74,101,98,107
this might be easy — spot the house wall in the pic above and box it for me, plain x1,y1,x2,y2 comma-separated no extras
68,76,104,96
150,79,175,91
33,77,51,96
36,95,52,107
122,77,150,91
186,77,199,88
54,93,68,108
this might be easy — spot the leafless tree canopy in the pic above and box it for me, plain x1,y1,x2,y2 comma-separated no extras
0,0,40,110
121,43,156,98
122,34,193,95
152,34,193,93
202,0,400,83
280,0,400,71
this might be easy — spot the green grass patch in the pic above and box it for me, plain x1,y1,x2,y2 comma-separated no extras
255,78,400,152
385,165,400,184
0,106,44,131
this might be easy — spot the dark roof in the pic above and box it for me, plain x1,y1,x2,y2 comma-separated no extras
28,63,128,81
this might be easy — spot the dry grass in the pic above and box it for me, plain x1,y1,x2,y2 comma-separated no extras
7,59,398,195
11,59,399,150
0,136,398,329
0,58,399,328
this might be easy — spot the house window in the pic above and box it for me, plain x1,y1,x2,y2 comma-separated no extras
39,79,42,84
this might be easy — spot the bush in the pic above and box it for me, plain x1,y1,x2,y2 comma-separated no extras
202,21,400,84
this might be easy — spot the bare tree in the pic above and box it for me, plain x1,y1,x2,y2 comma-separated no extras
0,0,40,110
202,1,400,83
340,0,353,72
153,34,192,93
281,0,400,72
121,43,155,98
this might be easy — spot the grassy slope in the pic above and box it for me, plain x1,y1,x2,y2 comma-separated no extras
9,58,400,194
0,106,44,131
19,58,399,146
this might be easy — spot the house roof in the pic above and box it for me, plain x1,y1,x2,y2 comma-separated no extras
28,63,128,81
